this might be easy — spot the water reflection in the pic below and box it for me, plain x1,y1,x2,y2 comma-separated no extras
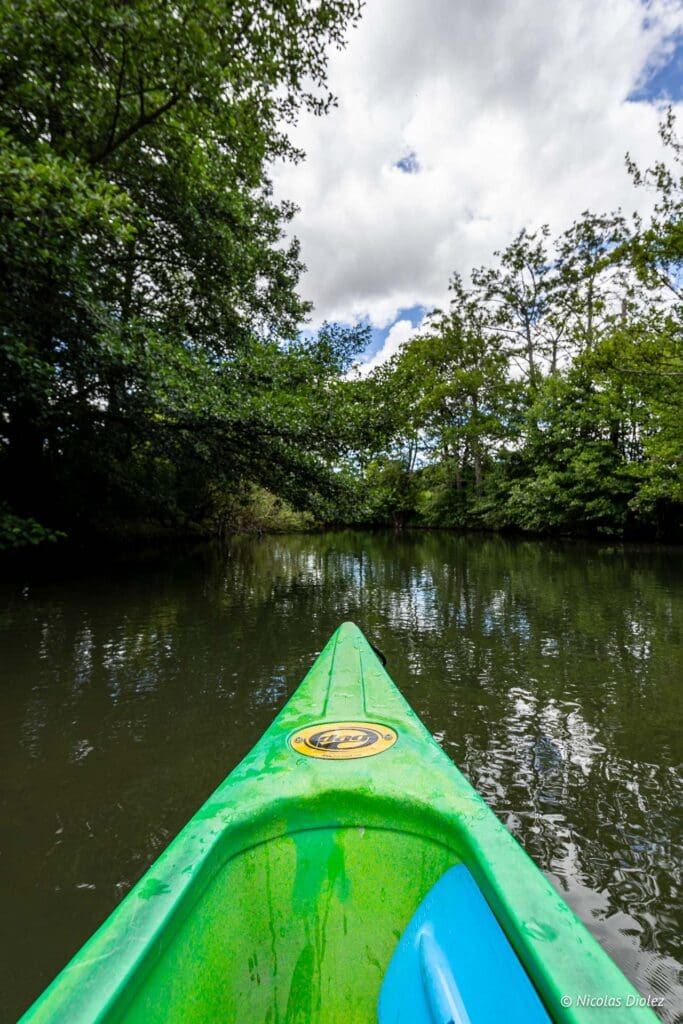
1,532,682,1021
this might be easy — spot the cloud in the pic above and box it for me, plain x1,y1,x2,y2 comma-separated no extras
353,317,423,376
272,0,683,333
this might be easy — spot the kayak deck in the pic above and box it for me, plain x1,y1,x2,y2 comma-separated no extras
123,827,456,1023
21,622,659,1023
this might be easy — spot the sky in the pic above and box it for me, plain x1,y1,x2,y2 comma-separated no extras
272,0,683,368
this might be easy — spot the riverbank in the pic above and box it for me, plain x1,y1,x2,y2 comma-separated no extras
3,518,683,584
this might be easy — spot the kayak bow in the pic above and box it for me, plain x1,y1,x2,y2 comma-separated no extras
21,622,658,1023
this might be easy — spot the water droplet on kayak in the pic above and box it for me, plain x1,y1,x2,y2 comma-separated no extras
138,878,171,900
523,920,558,942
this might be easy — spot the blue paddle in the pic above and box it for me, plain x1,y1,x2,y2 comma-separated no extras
378,863,552,1024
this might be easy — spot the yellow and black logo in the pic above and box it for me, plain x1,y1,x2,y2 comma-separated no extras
289,722,397,760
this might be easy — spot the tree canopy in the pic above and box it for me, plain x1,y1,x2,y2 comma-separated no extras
1,2,680,548
0,0,364,547
351,116,683,539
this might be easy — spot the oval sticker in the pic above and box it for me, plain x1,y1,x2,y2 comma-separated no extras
290,721,397,760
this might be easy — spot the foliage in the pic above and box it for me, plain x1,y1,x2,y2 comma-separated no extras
0,504,64,550
362,458,420,527
354,113,683,539
205,485,315,536
0,0,362,548
1,2,680,548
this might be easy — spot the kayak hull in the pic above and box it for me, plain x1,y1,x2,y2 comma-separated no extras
20,622,659,1023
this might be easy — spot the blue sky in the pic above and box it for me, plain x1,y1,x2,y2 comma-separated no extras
629,27,683,101
364,305,428,361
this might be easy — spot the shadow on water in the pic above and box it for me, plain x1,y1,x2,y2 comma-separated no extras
1,531,682,1022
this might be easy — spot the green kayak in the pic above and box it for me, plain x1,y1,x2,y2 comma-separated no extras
22,622,659,1023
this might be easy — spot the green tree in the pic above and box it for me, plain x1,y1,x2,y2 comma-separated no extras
355,277,520,528
0,0,362,542
500,358,636,535
471,227,553,386
552,211,630,359
627,109,683,304
621,110,683,522
410,276,516,492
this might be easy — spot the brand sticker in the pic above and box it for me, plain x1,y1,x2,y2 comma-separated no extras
289,721,398,760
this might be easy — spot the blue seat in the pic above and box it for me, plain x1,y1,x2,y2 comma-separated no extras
378,863,552,1024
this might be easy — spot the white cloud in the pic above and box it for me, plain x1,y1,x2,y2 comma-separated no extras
272,0,683,331
352,317,423,376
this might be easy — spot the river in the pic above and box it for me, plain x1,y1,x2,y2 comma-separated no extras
1,531,681,1022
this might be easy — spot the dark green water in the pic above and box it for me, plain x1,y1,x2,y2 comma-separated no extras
1,531,682,1023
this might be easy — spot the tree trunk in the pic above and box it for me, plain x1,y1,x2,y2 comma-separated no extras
586,278,594,349
524,315,537,385
473,447,482,489
5,400,46,516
